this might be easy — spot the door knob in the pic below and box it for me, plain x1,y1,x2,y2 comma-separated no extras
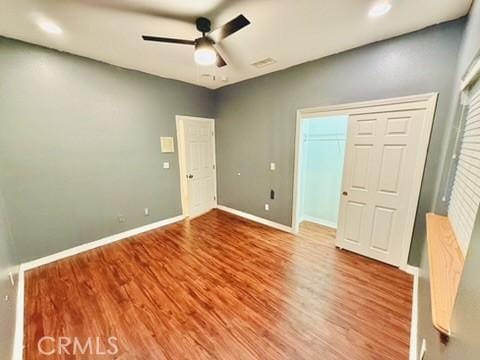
342,191,348,196
187,174,194,179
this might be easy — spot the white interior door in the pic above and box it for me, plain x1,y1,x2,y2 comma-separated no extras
183,118,216,218
337,107,430,266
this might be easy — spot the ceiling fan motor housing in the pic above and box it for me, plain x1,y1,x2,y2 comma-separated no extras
195,37,214,49
196,17,211,34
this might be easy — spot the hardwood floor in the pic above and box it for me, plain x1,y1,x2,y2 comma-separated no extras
25,210,413,359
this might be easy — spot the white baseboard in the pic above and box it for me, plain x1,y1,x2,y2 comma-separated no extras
300,215,337,229
401,264,420,276
409,266,420,360
217,205,292,233
21,215,185,271
13,266,24,360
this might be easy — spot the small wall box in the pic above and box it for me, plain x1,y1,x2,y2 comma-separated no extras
160,137,175,153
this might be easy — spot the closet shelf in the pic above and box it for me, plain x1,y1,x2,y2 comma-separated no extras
425,213,465,336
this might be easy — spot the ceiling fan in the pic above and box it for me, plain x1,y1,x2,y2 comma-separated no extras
142,15,251,67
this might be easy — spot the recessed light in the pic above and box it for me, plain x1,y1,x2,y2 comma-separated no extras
38,19,62,35
369,1,392,17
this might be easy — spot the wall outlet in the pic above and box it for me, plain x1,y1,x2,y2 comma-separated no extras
163,162,170,169
4,295,9,302
144,208,150,216
117,215,126,223
419,339,427,360
270,162,276,171
265,204,270,211
8,272,14,287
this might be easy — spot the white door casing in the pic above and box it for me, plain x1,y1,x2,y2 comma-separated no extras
176,116,217,218
293,94,437,269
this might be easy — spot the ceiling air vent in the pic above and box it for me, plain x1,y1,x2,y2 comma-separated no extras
200,73,215,81
251,57,276,69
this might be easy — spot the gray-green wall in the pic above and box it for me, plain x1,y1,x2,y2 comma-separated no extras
416,1,480,358
214,19,465,266
0,187,18,360
0,37,215,262
0,20,466,266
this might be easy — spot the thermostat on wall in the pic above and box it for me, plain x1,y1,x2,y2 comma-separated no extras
160,137,175,153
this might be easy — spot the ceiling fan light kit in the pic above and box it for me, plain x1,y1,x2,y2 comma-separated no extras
194,37,216,66
142,15,251,67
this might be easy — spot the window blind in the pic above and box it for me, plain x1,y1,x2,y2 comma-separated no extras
449,79,480,254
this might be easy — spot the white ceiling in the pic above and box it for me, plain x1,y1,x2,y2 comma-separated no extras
0,0,472,89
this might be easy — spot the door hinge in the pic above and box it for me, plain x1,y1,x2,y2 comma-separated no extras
213,164,216,169
214,196,216,201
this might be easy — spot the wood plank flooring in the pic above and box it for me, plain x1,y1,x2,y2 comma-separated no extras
25,210,413,359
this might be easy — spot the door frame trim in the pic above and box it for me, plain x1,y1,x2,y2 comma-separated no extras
176,115,217,218
292,93,438,271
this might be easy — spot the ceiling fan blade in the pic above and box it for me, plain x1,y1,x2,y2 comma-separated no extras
142,36,195,45
209,14,251,43
216,51,227,68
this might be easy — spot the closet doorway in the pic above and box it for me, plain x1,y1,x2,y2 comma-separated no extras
292,94,437,269
297,116,348,229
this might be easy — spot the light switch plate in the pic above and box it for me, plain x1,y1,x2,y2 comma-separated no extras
160,137,175,153
163,162,170,169
270,162,276,171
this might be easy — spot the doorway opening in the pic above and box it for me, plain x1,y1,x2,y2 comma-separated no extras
297,116,348,231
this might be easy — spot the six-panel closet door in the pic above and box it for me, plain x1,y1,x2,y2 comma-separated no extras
336,108,428,266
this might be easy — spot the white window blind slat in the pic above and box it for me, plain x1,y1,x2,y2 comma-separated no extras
450,200,471,239
448,79,480,254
